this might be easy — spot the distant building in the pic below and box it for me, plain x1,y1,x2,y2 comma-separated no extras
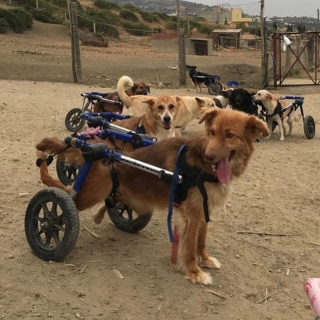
231,9,252,26
197,6,252,27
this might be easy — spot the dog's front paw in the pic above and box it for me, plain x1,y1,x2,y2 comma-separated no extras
201,257,221,269
185,269,212,285
264,136,271,140
280,136,285,141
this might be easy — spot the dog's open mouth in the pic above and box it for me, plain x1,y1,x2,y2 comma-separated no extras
211,151,235,184
163,122,171,130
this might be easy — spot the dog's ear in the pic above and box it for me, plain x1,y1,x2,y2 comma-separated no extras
198,107,220,125
245,115,269,139
143,98,155,109
266,92,273,100
175,96,181,105
132,83,138,93
195,97,205,107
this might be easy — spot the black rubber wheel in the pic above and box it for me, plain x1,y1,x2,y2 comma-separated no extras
65,108,85,132
25,188,80,261
303,115,315,139
208,82,223,95
56,159,80,186
107,202,152,233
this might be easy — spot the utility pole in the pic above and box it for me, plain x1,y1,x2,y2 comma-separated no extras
177,0,186,86
68,1,82,83
260,0,267,87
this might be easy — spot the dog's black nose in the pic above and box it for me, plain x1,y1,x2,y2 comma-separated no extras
204,153,216,162
163,116,171,123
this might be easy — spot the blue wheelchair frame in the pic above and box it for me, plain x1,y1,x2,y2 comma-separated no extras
64,136,182,200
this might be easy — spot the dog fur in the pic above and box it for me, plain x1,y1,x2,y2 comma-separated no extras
35,107,268,285
93,80,150,113
219,88,258,116
252,89,300,141
117,75,217,136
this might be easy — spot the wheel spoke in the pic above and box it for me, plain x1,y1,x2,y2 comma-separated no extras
35,229,45,237
51,230,61,246
34,216,45,223
44,232,53,247
41,203,51,219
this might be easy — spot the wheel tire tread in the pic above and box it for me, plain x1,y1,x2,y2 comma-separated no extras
25,188,79,261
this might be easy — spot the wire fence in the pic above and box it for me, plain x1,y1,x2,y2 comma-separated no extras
1,0,269,90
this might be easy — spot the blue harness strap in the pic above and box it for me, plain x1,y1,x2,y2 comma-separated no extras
167,144,187,243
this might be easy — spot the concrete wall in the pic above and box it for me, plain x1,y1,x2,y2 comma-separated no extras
151,38,213,56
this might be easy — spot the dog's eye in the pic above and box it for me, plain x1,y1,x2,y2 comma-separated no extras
168,104,175,109
226,132,234,138
158,105,164,111
210,130,215,136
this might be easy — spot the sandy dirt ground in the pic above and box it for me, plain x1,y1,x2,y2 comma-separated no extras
0,21,320,320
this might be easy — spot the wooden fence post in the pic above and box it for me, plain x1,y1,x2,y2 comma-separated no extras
70,1,82,83
178,28,186,86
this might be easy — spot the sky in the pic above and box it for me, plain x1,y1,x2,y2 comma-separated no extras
188,1,320,18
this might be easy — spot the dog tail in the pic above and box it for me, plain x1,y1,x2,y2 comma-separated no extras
36,149,72,194
117,75,133,108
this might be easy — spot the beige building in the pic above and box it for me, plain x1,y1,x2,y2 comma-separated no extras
197,6,252,27
231,8,252,27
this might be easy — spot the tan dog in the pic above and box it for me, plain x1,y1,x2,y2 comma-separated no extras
93,80,150,113
252,90,300,141
117,75,218,135
35,107,268,285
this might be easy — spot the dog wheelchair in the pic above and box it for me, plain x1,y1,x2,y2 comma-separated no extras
64,92,123,132
186,65,223,95
57,112,150,184
25,128,183,261
258,95,315,139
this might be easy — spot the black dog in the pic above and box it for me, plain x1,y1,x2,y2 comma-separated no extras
219,88,258,116
186,65,214,93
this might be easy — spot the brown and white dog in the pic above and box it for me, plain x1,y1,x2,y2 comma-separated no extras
252,90,300,141
35,107,268,285
93,80,150,113
117,75,218,135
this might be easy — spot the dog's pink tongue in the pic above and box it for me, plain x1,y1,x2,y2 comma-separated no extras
216,156,231,183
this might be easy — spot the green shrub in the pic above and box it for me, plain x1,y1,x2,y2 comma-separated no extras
95,24,119,38
164,20,177,30
30,8,61,24
121,21,151,36
140,11,158,23
94,0,120,10
153,12,169,21
119,10,138,22
189,20,201,29
85,8,120,26
123,4,139,12
0,8,33,33
0,18,9,33
77,13,119,38
198,24,212,35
